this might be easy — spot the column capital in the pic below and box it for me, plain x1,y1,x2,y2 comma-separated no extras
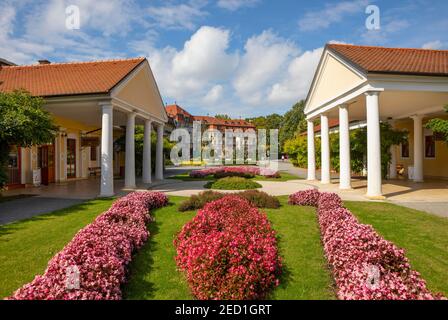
410,114,424,120
127,111,137,119
339,104,349,109
364,90,382,97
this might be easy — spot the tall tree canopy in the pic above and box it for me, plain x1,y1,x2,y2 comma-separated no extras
215,114,231,120
279,100,307,150
0,91,57,187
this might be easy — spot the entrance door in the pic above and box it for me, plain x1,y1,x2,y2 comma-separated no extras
6,146,21,186
38,145,55,185
67,139,76,179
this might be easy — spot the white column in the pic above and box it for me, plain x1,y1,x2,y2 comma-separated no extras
339,105,351,189
307,120,316,181
100,104,114,197
142,119,152,184
320,114,330,184
412,115,424,182
155,124,164,180
389,145,397,179
125,112,136,189
365,91,383,198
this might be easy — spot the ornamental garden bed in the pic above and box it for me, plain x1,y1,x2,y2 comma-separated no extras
204,177,262,190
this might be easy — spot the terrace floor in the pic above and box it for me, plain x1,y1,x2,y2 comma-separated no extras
1,164,447,224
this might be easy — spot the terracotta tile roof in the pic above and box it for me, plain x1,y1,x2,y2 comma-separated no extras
312,119,340,134
0,58,146,97
165,104,193,118
327,44,448,76
194,116,255,128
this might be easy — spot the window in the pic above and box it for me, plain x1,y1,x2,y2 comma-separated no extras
401,140,410,158
90,146,97,161
425,135,436,158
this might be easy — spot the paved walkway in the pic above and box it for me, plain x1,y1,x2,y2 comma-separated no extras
1,163,447,224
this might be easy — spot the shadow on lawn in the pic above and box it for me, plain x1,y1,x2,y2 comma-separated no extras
122,202,171,300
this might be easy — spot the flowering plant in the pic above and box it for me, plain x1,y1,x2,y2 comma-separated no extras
175,196,281,300
190,166,280,179
9,192,168,300
290,190,444,300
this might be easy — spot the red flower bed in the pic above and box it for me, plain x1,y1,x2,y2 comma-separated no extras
288,189,320,207
9,192,168,300
190,166,279,179
289,190,444,300
174,196,281,300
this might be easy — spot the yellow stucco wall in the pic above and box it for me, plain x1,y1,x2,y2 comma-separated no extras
115,67,166,120
394,116,448,179
307,53,365,112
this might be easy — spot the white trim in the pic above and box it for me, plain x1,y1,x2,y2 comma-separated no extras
306,83,383,120
305,49,367,114
110,60,168,123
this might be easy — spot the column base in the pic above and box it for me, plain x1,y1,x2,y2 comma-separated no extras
365,194,386,200
99,192,115,198
124,185,137,190
339,186,353,191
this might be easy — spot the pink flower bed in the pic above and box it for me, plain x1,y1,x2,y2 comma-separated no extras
9,192,168,300
174,196,282,300
289,190,444,300
190,166,280,179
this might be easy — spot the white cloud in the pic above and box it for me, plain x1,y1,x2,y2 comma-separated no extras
361,19,410,45
217,0,260,11
147,0,207,30
233,30,298,105
422,40,445,50
268,47,323,105
298,0,368,31
203,85,224,104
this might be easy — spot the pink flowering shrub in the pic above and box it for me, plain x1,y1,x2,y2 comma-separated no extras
290,190,444,300
174,196,282,300
9,192,168,300
288,189,320,207
190,166,280,179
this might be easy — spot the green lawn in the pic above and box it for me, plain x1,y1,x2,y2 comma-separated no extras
0,198,115,298
346,201,448,297
1,195,447,300
168,171,300,182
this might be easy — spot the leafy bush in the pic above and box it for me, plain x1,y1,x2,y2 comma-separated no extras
238,190,280,209
214,171,255,179
174,196,282,300
289,190,444,300
205,177,262,190
9,192,168,300
178,190,280,212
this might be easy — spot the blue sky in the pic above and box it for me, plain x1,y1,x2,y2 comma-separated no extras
1,0,448,118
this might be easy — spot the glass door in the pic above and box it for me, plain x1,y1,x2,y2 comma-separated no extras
67,139,76,179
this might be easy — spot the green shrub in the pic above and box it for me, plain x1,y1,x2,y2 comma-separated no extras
178,190,279,212
213,171,255,179
237,190,280,209
205,177,262,190
178,191,224,212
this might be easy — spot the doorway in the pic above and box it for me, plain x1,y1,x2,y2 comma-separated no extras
67,139,76,179
38,145,55,185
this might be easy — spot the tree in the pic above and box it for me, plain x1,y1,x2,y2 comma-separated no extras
283,122,407,178
114,126,174,176
279,100,307,151
425,105,448,143
0,91,57,188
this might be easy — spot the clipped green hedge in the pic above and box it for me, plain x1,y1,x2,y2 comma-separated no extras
205,177,262,190
178,190,280,212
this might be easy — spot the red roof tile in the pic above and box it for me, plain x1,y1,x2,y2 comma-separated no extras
0,58,146,97
327,44,448,76
165,104,193,118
